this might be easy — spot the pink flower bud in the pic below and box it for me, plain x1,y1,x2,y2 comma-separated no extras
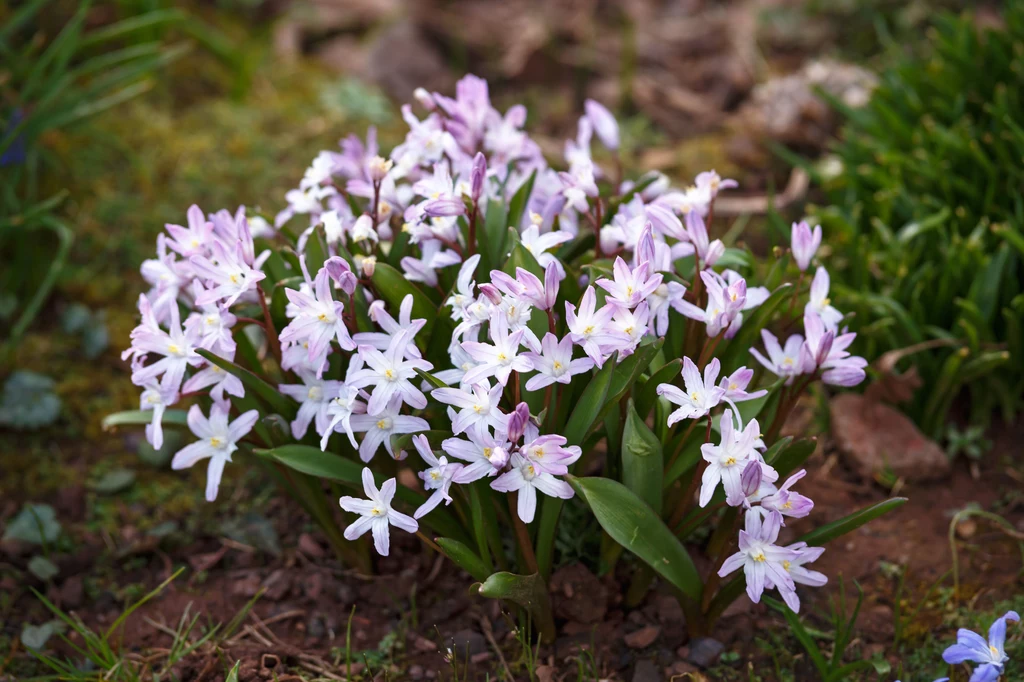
478,283,502,305
325,256,357,296
506,402,530,443
471,152,487,202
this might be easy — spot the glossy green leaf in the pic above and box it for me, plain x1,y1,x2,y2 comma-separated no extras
415,368,449,390
798,498,908,547
766,438,817,477
476,571,555,643
596,338,664,424
502,232,545,279
570,476,702,601
436,537,490,582
506,169,537,234
370,262,437,339
481,198,509,273
563,353,617,446
102,409,188,431
621,399,663,514
635,358,681,420
196,349,295,419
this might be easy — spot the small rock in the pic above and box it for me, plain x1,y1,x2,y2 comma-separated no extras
447,629,486,657
59,576,84,609
956,518,977,540
306,615,326,640
632,658,662,682
413,635,435,653
298,533,324,558
666,661,699,677
831,394,950,482
550,564,608,624
687,637,725,668
336,583,355,605
654,595,684,624
625,625,661,649
233,574,262,597
301,572,323,600
409,665,424,680
470,652,492,664
261,569,291,601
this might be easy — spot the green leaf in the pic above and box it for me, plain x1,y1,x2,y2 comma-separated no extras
196,349,295,419
635,359,681,420
27,556,59,581
91,468,136,495
102,409,189,431
481,198,509,273
563,354,617,446
255,445,469,544
225,661,241,682
766,438,817,477
475,572,555,643
415,368,449,391
3,504,61,545
502,233,545,279
506,169,537,233
370,263,438,339
570,476,702,601
436,537,490,582
763,597,830,678
621,399,663,514
597,339,664,424
798,498,908,547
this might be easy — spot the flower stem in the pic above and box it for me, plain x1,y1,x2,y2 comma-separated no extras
256,283,281,364
508,493,539,574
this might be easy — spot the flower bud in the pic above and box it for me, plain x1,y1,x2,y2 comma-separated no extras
325,256,357,296
741,460,762,498
487,446,510,469
368,155,393,182
359,255,377,277
478,283,502,305
506,402,530,443
471,152,487,202
414,87,436,110
584,99,620,151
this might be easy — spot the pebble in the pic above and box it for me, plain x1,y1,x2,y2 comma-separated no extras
687,637,725,668
624,625,661,649
632,658,662,682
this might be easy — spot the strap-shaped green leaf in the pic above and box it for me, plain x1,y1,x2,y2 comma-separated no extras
196,348,295,419
635,358,681,421
476,571,555,643
506,169,537,234
563,353,617,446
766,437,817,477
798,497,908,547
436,537,490,582
102,409,188,430
621,399,663,514
570,475,702,601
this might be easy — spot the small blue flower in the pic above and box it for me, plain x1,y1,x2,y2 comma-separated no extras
942,610,1019,679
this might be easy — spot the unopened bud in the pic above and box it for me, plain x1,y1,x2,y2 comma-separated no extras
478,283,502,305
506,402,530,443
368,155,393,182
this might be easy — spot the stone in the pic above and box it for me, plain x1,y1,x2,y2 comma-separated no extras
447,629,486,657
624,625,661,649
297,533,324,558
550,564,608,624
632,658,662,682
654,595,684,623
409,665,424,680
687,637,724,668
59,575,84,609
831,394,951,482
667,661,699,677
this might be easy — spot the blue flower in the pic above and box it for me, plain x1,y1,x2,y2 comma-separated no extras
942,611,1019,679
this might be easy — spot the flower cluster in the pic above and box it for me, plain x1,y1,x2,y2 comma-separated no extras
119,73,875,626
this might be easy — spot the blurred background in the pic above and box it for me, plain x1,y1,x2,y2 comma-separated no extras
2,1,1021,681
